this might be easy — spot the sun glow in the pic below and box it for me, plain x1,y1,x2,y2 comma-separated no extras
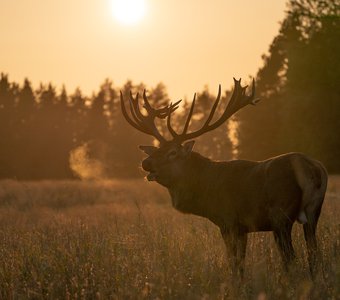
112,0,147,26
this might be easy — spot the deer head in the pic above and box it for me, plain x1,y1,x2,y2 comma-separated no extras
120,78,258,187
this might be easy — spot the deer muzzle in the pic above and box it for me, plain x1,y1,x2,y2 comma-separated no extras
142,158,157,181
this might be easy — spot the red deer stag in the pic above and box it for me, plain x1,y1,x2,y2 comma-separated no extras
120,78,327,278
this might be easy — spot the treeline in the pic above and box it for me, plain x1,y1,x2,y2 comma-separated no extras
0,76,233,179
0,0,339,179
237,0,340,172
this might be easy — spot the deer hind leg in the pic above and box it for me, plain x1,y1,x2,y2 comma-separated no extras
303,202,322,279
221,230,247,279
273,223,295,270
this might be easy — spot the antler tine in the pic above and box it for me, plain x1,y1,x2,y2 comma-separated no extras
171,99,182,109
172,78,257,143
182,93,196,135
129,91,144,121
121,90,167,143
121,78,257,145
142,89,153,112
202,84,221,127
128,93,143,125
218,78,257,121
143,90,182,120
167,103,179,138
226,78,241,110
120,91,150,135
217,78,257,120
157,100,182,119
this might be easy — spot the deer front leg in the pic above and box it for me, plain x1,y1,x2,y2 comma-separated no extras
221,229,247,279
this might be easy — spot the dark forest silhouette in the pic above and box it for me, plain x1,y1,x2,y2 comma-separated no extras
0,0,339,179
0,75,233,179
237,0,340,172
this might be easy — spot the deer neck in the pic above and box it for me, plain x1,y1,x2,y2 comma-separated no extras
167,152,214,216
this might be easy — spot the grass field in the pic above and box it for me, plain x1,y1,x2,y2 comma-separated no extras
0,177,339,299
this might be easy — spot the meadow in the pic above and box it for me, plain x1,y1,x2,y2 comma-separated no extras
0,177,339,299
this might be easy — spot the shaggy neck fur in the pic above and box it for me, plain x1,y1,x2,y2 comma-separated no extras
167,151,219,217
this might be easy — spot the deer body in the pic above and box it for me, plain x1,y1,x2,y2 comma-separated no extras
166,151,326,233
120,78,327,278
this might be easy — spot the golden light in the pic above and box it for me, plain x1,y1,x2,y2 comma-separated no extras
112,0,147,26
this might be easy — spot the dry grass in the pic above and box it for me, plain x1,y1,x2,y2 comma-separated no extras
0,178,339,299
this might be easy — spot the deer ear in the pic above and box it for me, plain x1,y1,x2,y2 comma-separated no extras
182,141,195,155
139,145,158,155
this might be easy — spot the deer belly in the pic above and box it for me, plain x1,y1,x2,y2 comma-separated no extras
240,213,274,232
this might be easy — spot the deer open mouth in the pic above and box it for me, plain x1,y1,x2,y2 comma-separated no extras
146,172,157,181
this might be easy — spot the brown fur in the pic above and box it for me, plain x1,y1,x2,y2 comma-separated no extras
121,79,327,278
141,144,327,278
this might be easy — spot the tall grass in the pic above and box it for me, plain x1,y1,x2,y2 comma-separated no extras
0,178,339,299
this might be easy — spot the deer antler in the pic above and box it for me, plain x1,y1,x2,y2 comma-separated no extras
166,78,258,143
121,78,258,144
120,90,181,144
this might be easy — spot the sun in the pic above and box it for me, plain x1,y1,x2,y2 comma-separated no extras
112,0,147,26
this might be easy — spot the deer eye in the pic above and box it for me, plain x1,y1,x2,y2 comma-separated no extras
167,150,177,159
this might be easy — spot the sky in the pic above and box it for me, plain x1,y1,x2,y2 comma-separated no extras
0,0,287,99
